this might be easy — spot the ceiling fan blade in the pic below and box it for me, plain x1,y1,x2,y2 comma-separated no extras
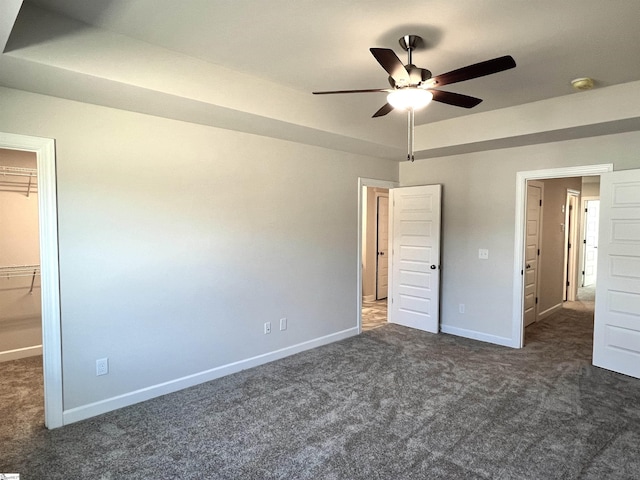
370,48,411,85
431,55,516,87
313,88,389,95
372,103,394,118
430,90,483,109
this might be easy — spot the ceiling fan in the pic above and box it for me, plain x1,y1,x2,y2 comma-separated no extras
313,35,516,161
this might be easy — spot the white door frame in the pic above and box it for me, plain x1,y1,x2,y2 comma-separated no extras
375,192,389,300
357,178,398,333
0,132,63,428
512,164,613,348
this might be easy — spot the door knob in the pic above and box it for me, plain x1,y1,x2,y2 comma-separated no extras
430,264,437,270
526,264,531,269
378,252,385,255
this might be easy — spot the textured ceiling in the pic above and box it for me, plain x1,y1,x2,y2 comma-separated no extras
3,0,640,159
25,0,640,122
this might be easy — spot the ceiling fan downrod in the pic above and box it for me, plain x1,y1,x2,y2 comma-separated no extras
408,108,415,162
401,35,420,162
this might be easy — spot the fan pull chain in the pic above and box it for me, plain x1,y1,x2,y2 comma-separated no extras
407,108,415,162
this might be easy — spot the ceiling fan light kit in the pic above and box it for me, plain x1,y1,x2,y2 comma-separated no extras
313,35,516,161
387,88,433,110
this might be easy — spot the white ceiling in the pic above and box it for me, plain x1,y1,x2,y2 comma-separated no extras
3,0,640,159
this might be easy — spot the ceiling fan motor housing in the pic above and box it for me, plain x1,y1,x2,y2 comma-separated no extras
388,66,432,88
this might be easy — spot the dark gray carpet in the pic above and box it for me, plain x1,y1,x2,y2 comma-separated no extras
1,303,639,479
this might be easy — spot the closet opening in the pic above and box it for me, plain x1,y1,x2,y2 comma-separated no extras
0,149,42,359
0,148,44,426
0,132,62,429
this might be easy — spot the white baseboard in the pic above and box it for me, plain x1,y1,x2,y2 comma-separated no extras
62,327,359,425
440,324,517,348
0,345,42,362
537,303,563,321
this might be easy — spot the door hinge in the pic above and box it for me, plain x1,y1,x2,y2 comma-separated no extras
582,270,585,275
539,199,542,206
569,204,573,210
583,239,586,244
566,281,570,287
521,269,523,275
585,208,588,213
535,297,538,304
568,243,571,249
537,248,540,256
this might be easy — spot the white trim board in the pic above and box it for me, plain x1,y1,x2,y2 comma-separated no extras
0,345,43,362
63,327,358,425
537,303,563,322
512,163,613,349
0,132,63,429
440,325,514,348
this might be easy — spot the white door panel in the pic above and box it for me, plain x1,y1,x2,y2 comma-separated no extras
389,185,441,333
524,182,542,327
593,169,640,379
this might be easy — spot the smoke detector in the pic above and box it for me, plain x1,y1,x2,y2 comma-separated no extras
571,77,594,91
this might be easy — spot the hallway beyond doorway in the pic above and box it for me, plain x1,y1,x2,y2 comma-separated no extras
362,299,387,331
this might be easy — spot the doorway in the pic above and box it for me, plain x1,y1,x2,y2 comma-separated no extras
512,164,613,348
0,149,41,361
361,185,390,331
357,178,397,333
0,132,62,428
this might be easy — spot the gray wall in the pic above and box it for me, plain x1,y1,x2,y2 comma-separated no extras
0,86,398,412
400,131,640,343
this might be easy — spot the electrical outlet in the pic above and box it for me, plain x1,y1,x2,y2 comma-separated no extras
478,249,489,260
459,304,465,314
264,322,271,334
280,317,287,331
96,357,109,376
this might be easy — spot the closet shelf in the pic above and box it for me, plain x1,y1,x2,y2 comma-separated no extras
0,165,38,197
0,265,41,294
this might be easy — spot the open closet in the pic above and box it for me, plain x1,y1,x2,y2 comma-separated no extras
0,149,42,362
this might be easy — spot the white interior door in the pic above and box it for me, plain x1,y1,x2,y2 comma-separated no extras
388,185,441,333
524,181,542,327
376,195,389,300
593,169,640,379
583,200,599,286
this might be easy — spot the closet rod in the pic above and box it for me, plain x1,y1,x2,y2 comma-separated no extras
0,265,41,295
0,165,37,177
0,264,41,277
0,165,38,197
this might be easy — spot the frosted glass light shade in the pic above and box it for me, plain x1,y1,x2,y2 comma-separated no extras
387,88,433,110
